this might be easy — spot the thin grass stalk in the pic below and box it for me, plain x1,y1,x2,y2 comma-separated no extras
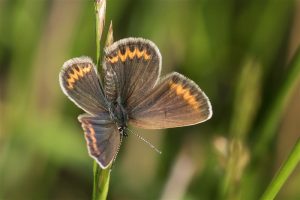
93,162,111,200
92,1,111,200
260,139,300,200
94,0,106,66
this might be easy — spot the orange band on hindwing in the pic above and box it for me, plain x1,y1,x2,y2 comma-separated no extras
82,121,100,156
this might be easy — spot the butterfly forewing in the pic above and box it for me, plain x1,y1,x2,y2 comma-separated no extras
78,113,120,169
59,57,108,115
103,38,161,108
129,72,212,129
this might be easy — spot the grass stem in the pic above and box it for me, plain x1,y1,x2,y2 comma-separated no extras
92,1,111,200
260,139,300,200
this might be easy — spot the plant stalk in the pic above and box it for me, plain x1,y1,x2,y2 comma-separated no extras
92,1,111,200
260,139,300,200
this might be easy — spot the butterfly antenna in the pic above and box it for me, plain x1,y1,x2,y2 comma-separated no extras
126,128,162,154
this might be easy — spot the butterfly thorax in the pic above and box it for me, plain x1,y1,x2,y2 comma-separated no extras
109,100,128,136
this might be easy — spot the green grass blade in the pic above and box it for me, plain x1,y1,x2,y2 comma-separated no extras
93,162,111,200
260,138,300,200
92,1,111,200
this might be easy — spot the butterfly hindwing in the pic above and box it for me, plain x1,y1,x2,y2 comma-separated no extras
103,38,161,108
78,113,120,169
59,57,108,115
128,72,212,129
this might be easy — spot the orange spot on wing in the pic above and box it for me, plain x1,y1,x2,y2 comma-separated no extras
107,56,119,64
144,52,151,60
136,49,145,58
128,47,136,59
83,122,100,156
169,81,199,110
136,49,151,60
106,47,151,64
118,49,129,62
66,64,91,89
88,125,100,155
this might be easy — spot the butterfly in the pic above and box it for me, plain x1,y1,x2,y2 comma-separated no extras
59,38,212,169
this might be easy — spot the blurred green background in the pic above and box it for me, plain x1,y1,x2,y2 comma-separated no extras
1,0,300,199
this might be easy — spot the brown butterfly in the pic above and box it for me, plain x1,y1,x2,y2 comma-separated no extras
59,38,212,169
